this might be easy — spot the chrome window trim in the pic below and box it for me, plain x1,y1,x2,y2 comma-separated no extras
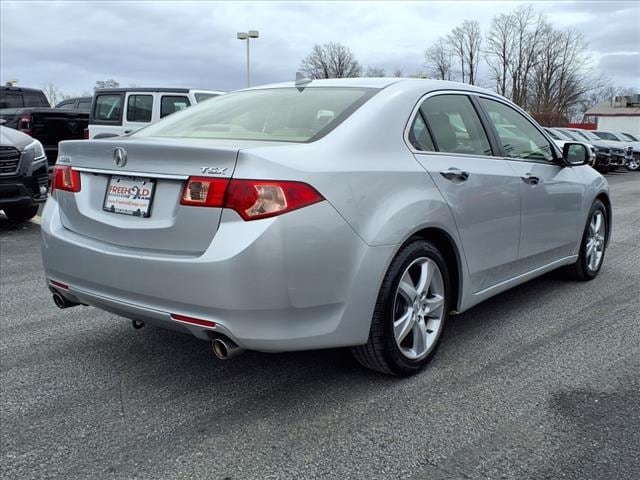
402,89,564,164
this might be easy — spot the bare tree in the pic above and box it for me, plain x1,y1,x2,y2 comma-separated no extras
485,12,516,96
95,79,120,89
425,37,452,80
463,21,482,85
393,68,404,77
365,66,386,77
300,42,361,79
447,26,466,82
41,81,63,106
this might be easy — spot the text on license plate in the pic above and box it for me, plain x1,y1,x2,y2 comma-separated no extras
103,175,156,217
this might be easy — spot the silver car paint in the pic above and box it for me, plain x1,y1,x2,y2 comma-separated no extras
41,78,609,352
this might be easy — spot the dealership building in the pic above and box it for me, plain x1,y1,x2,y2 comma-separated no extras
585,95,640,135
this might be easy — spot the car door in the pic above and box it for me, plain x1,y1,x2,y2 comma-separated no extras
123,92,157,134
477,97,585,272
409,92,522,293
89,92,124,138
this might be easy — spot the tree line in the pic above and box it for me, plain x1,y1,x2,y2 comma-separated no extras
299,5,635,124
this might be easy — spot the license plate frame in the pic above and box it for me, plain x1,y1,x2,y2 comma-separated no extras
102,175,156,218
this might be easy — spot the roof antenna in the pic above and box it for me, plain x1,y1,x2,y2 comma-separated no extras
295,72,312,92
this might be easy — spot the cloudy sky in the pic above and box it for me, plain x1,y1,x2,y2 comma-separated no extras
1,1,638,95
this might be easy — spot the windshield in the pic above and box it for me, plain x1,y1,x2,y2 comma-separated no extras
574,129,599,141
136,87,376,143
557,129,580,141
593,131,620,141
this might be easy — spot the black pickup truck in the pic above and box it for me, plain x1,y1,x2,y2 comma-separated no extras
0,86,89,167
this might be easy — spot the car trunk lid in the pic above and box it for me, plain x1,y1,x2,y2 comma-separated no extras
56,137,243,254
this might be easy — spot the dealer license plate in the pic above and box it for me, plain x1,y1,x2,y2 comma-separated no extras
103,175,156,217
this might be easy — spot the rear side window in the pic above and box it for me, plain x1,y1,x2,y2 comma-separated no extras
127,95,153,122
56,100,74,109
136,87,375,143
94,94,123,122
420,95,492,156
409,113,435,151
479,98,553,162
23,91,50,107
160,96,191,118
0,92,23,108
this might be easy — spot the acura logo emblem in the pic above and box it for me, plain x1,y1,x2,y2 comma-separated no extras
113,147,127,168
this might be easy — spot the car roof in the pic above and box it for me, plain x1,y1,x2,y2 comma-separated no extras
243,77,499,96
1,86,44,93
93,88,224,94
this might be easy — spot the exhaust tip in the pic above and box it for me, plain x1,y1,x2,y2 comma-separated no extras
52,291,80,309
212,339,229,359
211,336,244,360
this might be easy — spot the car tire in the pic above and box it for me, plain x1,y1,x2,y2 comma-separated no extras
565,199,607,281
351,239,451,376
627,155,640,171
3,205,39,222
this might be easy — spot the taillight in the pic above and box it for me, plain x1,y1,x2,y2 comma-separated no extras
83,127,89,139
180,177,324,220
180,177,230,207
51,165,81,193
18,114,32,136
225,179,323,220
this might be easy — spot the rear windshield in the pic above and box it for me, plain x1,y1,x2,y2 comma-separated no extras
194,92,220,103
136,87,376,143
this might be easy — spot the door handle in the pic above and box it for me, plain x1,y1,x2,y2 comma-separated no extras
440,168,469,182
521,174,540,185
124,130,132,134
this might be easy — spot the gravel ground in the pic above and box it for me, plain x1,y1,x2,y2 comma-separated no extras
1,171,638,480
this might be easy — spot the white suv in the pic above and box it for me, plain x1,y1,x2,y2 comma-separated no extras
88,88,224,139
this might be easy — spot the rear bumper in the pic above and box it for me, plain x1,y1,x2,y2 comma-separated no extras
41,198,395,352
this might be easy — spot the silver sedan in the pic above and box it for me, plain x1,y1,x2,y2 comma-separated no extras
41,78,610,375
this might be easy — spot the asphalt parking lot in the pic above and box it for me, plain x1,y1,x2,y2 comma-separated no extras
1,171,639,480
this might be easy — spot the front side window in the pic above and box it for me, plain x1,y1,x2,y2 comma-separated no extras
136,87,375,143
56,101,74,109
419,94,492,156
94,94,123,122
160,96,191,118
479,98,553,162
127,95,153,123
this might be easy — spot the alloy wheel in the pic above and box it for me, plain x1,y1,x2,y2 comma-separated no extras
392,257,445,360
586,210,605,272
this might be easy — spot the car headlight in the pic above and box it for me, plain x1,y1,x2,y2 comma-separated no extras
25,139,46,160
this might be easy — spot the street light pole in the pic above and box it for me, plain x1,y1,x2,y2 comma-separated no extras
237,30,259,88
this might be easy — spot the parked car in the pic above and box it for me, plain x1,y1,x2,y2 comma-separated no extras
590,130,640,171
551,127,611,173
88,88,225,139
55,97,93,112
565,128,631,171
543,127,596,168
0,86,89,167
0,126,49,221
42,79,610,376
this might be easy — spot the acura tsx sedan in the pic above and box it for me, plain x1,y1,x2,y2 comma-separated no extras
41,78,610,376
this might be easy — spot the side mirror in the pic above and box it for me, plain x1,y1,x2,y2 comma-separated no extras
562,142,590,166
